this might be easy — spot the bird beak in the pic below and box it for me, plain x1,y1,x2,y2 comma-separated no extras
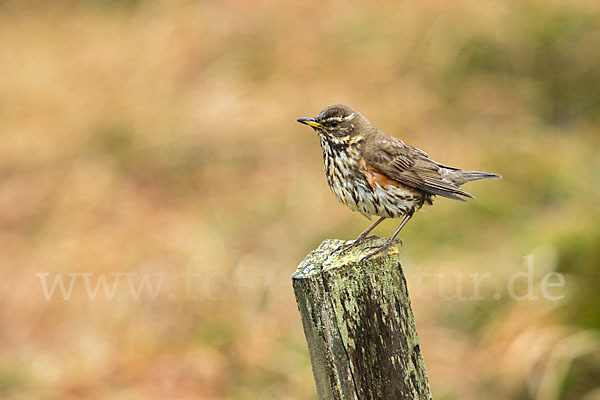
296,117,323,129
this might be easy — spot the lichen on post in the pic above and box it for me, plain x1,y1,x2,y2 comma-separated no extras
292,239,431,400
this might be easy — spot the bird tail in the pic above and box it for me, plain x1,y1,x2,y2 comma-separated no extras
452,170,502,186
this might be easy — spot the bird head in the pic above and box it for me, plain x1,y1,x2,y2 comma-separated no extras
297,104,369,140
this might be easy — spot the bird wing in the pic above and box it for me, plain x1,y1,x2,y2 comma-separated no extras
362,133,473,201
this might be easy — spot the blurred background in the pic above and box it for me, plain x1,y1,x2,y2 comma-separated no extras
1,0,599,399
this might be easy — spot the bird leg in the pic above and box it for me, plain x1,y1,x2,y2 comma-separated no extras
363,213,413,260
337,217,386,253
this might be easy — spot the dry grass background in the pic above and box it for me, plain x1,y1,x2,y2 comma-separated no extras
1,0,600,399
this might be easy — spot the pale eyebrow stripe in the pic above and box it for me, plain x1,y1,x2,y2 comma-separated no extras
325,113,355,122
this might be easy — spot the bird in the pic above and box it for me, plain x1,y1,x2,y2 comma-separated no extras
297,104,501,259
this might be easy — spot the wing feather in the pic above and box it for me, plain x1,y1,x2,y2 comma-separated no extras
363,134,473,201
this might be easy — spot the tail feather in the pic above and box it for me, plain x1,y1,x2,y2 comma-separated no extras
452,170,502,186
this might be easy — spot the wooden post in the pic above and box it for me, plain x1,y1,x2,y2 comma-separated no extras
292,239,431,400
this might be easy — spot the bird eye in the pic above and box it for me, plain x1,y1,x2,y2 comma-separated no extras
330,120,339,127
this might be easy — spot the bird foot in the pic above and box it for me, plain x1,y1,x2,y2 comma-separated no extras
336,234,380,254
361,238,403,261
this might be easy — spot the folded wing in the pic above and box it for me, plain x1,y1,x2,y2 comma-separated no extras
363,133,474,201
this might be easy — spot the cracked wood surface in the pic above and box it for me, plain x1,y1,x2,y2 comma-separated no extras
292,239,432,400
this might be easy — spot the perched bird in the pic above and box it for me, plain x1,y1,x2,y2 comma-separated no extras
297,104,501,259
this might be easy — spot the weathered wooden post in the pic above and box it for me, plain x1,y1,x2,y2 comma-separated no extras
292,239,431,400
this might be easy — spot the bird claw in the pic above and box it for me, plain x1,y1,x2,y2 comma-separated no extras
336,234,380,254
361,238,402,261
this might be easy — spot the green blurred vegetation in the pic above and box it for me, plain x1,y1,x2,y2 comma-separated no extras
0,0,599,399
